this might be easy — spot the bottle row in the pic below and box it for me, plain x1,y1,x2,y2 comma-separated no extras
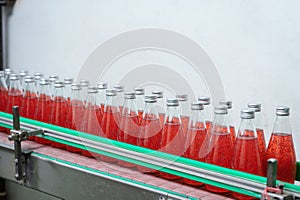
0,69,297,199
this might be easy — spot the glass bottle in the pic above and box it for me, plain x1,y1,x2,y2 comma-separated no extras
232,109,263,200
50,81,68,149
100,88,120,162
152,90,165,126
183,102,206,186
81,86,102,158
138,95,162,173
220,100,236,143
113,84,124,111
204,105,233,194
4,68,14,87
64,77,74,102
21,76,37,119
118,91,139,168
266,106,296,183
19,69,29,89
134,87,145,118
34,72,44,91
65,83,84,153
198,96,212,130
159,98,185,180
6,74,23,114
248,103,267,175
49,75,58,98
97,82,108,112
176,94,189,135
80,80,89,104
34,78,52,145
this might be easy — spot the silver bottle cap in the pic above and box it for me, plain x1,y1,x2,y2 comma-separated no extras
106,89,117,96
176,94,188,101
9,74,19,80
97,82,108,90
198,96,210,105
0,71,4,77
152,90,163,98
34,72,43,79
241,109,255,119
214,105,228,114
4,68,13,75
276,106,290,116
248,103,261,112
39,78,50,85
24,75,34,83
71,83,81,90
134,87,145,95
124,91,136,99
54,81,64,88
191,102,204,110
167,98,179,106
64,78,74,85
87,86,98,93
113,84,124,92
49,75,58,82
220,100,232,109
80,80,89,87
144,95,157,103
19,69,28,77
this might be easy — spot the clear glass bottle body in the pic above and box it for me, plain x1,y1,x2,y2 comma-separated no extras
198,96,213,130
0,71,8,113
220,101,236,143
176,94,189,135
152,91,165,126
63,78,73,102
21,76,37,119
266,107,296,183
134,87,145,118
7,75,23,114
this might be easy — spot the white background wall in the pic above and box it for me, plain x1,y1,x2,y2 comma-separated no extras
6,0,300,157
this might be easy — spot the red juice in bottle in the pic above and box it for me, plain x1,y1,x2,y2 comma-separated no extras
0,71,8,132
159,98,185,180
266,107,296,183
198,96,212,132
176,94,189,135
118,91,140,168
183,102,206,186
232,110,263,200
80,86,102,158
248,103,267,175
63,78,73,103
137,95,162,173
113,84,124,112
7,74,23,113
152,91,165,127
50,81,68,149
96,82,107,120
204,105,233,194
220,101,236,144
34,78,52,144
21,76,38,119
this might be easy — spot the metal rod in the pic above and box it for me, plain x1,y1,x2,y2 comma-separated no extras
267,158,277,188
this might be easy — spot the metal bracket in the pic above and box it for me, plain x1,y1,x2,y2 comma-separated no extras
262,158,294,200
7,106,44,181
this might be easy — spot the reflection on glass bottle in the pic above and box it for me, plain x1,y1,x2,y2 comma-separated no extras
7,74,23,114
198,96,212,130
134,87,145,119
152,90,165,127
176,94,189,136
220,101,235,143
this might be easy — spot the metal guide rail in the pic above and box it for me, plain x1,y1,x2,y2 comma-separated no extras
0,111,299,199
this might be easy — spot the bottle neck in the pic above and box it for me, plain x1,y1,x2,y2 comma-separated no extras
272,115,292,135
122,99,138,116
64,84,72,100
179,101,189,117
104,95,119,113
142,102,159,119
53,87,65,101
23,82,37,97
85,92,97,109
165,106,181,124
135,94,144,111
70,90,83,106
116,92,124,107
8,80,23,96
0,76,8,90
38,85,51,100
189,109,206,129
237,118,257,138
96,89,106,106
211,113,228,134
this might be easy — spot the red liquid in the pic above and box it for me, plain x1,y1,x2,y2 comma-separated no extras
138,117,162,173
50,97,68,149
118,115,139,168
181,115,189,135
266,133,296,183
34,95,52,144
7,94,22,113
0,88,8,132
204,130,233,193
100,107,120,162
205,121,212,131
65,101,84,153
138,110,143,121
159,121,185,180
21,92,37,118
81,105,102,158
183,126,206,186
232,136,263,199
229,126,236,144
159,113,165,127
257,128,266,175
